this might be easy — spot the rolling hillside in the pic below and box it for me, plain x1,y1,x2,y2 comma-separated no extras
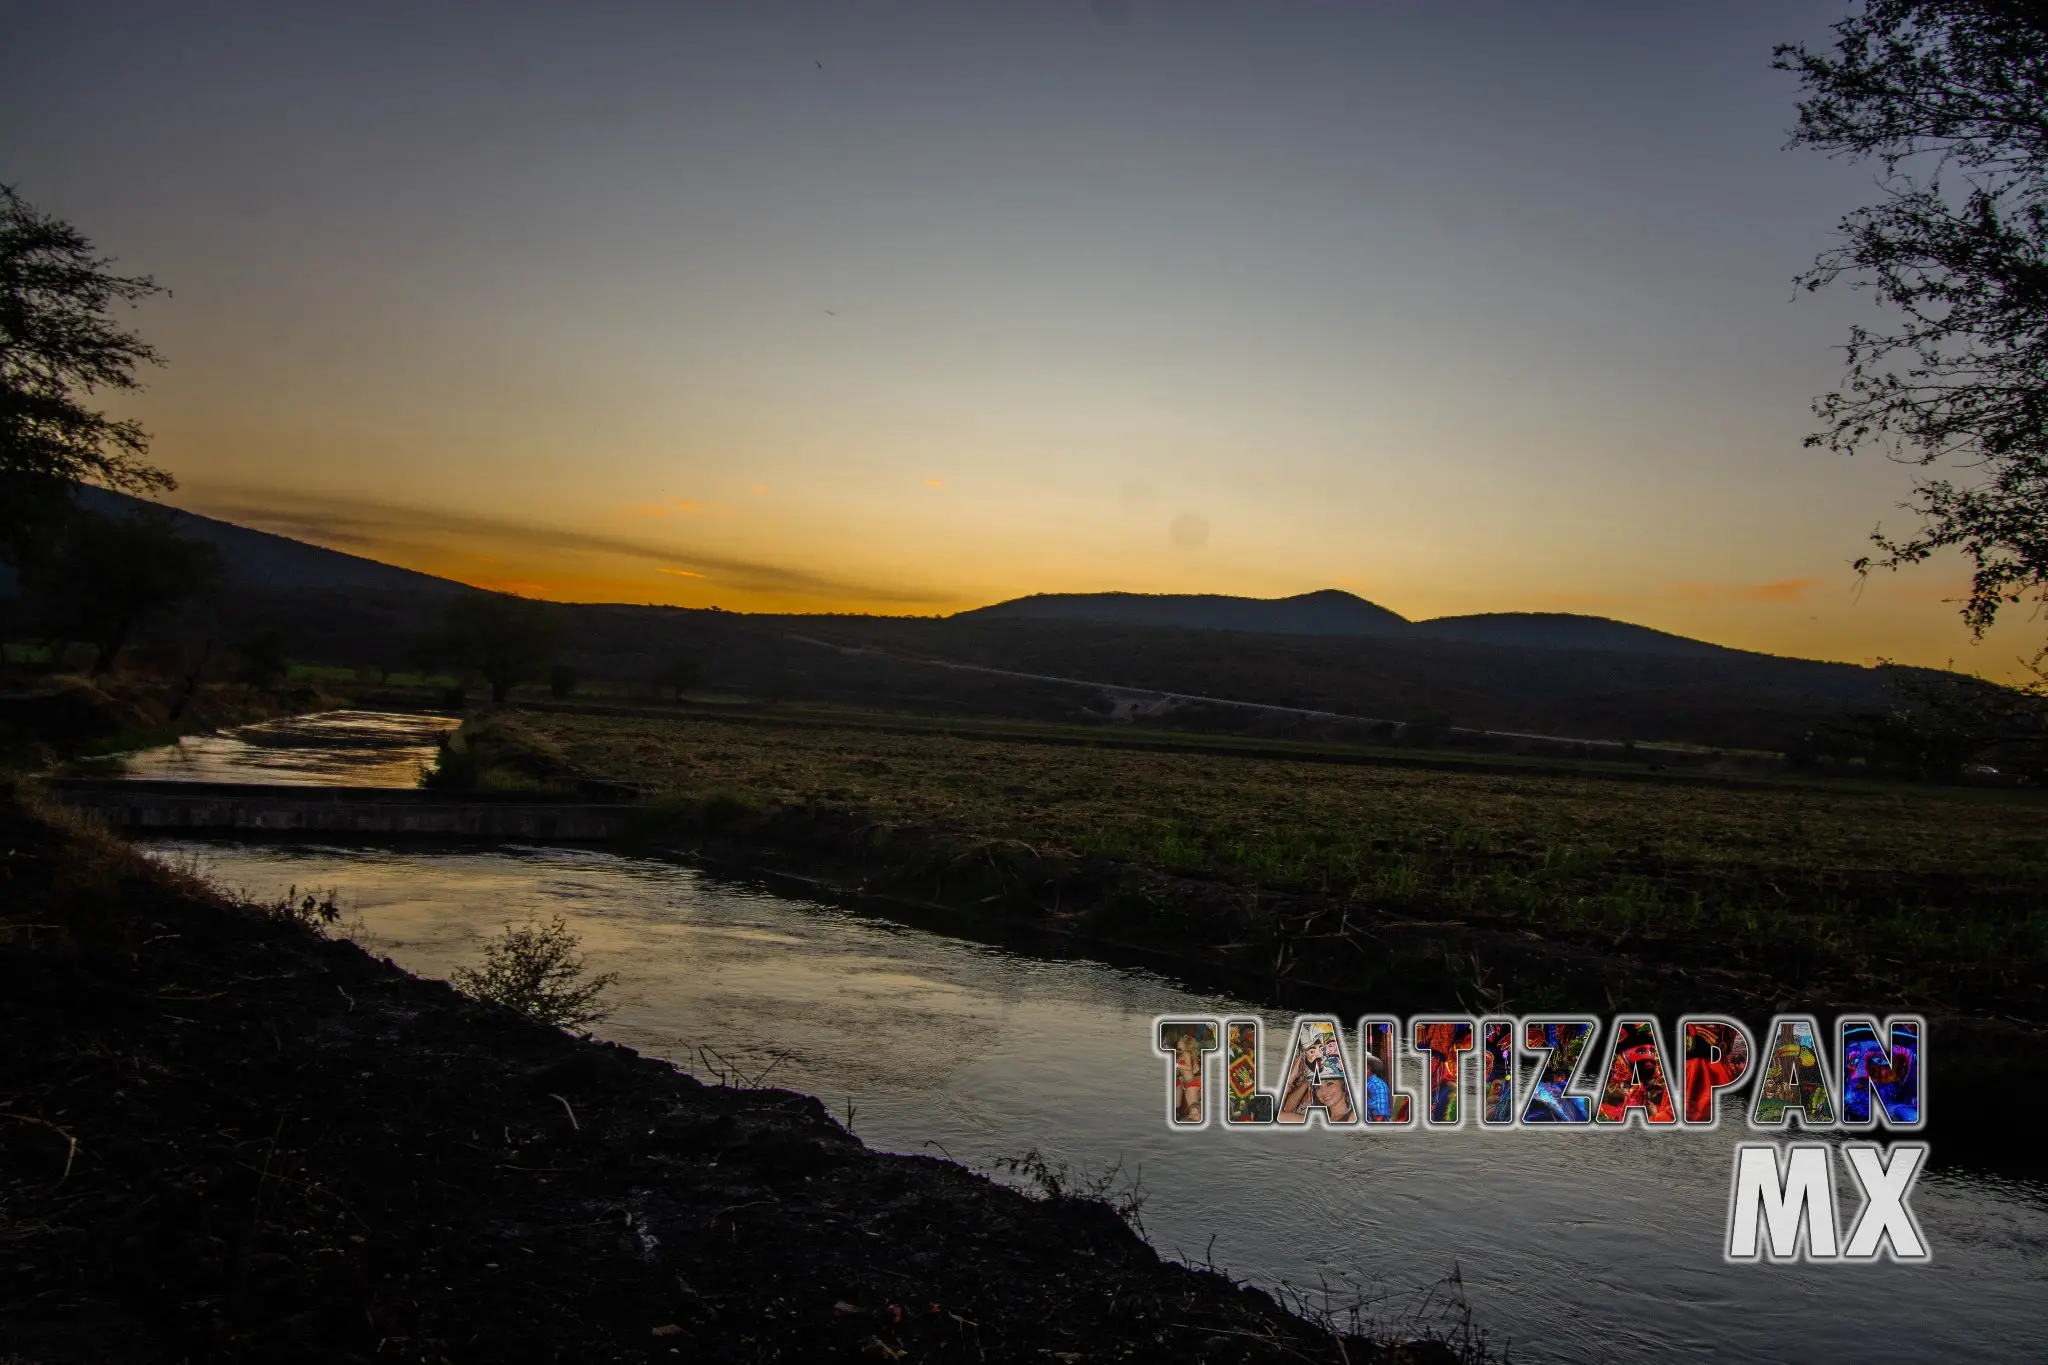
74,489,468,596
960,590,1745,659
4,492,1918,750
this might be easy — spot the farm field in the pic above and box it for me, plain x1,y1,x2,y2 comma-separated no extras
502,707,2048,1026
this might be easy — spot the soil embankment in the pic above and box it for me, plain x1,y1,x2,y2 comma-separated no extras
0,786,1467,1364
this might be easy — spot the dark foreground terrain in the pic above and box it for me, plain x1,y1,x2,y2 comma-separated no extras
0,785,1471,1364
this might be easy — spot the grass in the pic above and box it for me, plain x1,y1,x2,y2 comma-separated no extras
419,714,584,795
513,706,2048,1021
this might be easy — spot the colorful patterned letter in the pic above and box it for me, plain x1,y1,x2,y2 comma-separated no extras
1594,1018,1677,1126
1520,1019,1596,1124
1680,1017,1752,1126
1224,1018,1275,1124
1839,1016,1922,1128
1411,1018,1476,1126
1360,1018,1413,1124
1275,1017,1360,1125
1480,1018,1516,1127
1750,1016,1838,1128
1156,1019,1220,1126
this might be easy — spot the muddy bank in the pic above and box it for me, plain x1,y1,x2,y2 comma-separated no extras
0,788,1476,1364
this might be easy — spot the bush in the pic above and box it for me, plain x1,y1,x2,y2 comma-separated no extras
235,630,289,689
265,885,342,934
420,717,576,793
451,915,617,1030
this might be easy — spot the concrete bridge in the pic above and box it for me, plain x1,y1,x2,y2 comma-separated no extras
46,779,637,842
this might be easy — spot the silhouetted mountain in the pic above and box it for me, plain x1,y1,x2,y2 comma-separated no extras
958,590,1411,636
3,498,1914,751
11,488,471,597
1409,612,1735,658
957,590,1743,659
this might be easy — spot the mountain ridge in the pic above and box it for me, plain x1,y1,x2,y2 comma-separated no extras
957,590,1746,659
10,493,1810,667
80,488,469,596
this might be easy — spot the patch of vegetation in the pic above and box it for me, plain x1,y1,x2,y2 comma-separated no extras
420,715,580,794
517,707,2048,1021
450,914,617,1030
413,594,561,703
284,663,362,683
993,1147,1148,1235
262,886,344,935
625,787,764,840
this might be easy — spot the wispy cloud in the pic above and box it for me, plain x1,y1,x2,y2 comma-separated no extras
657,567,705,579
186,486,938,604
1532,592,1639,609
626,498,704,518
1671,578,1823,604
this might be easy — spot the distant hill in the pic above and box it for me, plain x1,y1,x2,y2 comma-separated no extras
958,590,1744,659
0,498,1911,751
960,589,1410,637
1409,612,1735,658
0,488,470,598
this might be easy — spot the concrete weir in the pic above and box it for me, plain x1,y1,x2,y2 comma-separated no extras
47,779,635,841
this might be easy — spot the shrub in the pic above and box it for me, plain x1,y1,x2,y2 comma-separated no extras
451,914,617,1030
265,885,342,934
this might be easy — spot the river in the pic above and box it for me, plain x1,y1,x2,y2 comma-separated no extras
118,712,2048,1363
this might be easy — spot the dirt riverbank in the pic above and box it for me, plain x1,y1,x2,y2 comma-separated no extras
0,786,1481,1364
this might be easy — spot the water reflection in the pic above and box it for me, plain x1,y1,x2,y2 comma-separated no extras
86,710,458,787
152,841,2048,1365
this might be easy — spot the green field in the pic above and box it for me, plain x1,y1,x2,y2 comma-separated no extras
498,706,2048,1022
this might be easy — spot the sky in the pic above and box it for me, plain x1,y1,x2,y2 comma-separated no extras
5,1,2038,677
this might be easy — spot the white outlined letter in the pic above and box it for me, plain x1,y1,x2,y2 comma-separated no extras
1727,1142,1838,1261
1841,1142,1930,1262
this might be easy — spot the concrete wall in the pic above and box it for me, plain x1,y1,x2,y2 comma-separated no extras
47,779,633,841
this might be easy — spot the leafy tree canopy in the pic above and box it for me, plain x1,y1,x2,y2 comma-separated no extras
0,185,171,561
419,593,562,703
1778,3,2048,640
21,506,224,676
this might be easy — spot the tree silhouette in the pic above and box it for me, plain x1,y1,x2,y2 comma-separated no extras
1778,3,2048,639
0,185,172,562
420,594,561,703
651,653,703,699
22,506,223,676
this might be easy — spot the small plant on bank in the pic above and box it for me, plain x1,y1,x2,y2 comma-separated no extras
265,885,342,934
452,914,617,1030
993,1147,1148,1235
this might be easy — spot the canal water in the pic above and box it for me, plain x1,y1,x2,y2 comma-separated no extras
84,709,458,786
127,714,2048,1363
